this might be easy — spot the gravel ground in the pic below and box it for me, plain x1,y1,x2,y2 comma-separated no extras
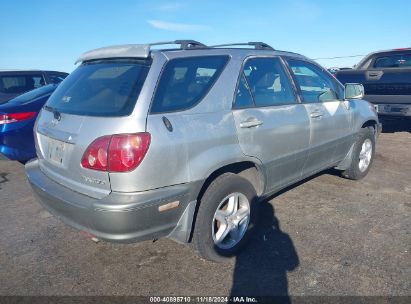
0,121,410,298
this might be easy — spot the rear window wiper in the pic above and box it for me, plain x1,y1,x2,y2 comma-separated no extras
43,105,55,112
43,105,62,121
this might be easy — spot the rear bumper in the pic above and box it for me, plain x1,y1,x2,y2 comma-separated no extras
25,159,200,243
0,128,36,161
374,103,411,117
0,144,35,161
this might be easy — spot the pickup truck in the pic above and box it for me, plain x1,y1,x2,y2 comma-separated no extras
336,48,411,117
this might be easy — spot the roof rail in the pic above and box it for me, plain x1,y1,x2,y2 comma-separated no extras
174,40,207,49
75,40,207,64
149,40,207,50
210,42,275,51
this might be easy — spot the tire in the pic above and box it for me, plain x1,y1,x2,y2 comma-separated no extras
342,127,375,180
193,173,258,262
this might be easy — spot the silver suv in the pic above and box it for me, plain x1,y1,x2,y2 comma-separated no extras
26,40,381,262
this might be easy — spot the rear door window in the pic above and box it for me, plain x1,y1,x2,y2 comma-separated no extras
150,56,229,113
46,60,150,117
242,57,297,107
0,74,44,94
374,53,411,68
233,74,254,109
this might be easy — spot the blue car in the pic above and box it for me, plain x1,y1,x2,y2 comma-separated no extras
0,84,57,162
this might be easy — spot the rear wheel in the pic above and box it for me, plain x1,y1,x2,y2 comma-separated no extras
193,173,258,262
342,127,375,180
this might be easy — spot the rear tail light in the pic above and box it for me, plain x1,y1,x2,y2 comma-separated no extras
81,136,111,171
0,112,36,125
81,133,151,172
108,134,151,172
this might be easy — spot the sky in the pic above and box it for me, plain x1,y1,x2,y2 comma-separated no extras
1,0,410,73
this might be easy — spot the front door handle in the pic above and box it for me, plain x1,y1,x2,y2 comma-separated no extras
240,118,263,128
366,70,383,81
310,111,324,118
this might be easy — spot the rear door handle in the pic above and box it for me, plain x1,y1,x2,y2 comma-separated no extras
310,111,324,118
240,118,263,128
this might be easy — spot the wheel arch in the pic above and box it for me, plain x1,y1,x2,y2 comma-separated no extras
198,161,265,199
186,160,265,243
336,120,378,171
361,119,378,135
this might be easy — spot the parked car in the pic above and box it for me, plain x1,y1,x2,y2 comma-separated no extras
336,48,411,117
25,40,381,262
0,70,68,104
0,84,58,161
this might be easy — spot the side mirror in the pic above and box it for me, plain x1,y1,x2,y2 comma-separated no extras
344,83,364,99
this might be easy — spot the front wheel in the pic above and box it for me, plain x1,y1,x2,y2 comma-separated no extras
193,173,258,262
342,127,375,180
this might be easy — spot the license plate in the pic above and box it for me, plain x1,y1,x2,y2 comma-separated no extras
47,138,65,164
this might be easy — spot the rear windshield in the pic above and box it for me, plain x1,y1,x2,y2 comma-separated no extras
8,84,56,105
47,73,68,84
0,74,44,94
374,53,411,68
46,60,150,117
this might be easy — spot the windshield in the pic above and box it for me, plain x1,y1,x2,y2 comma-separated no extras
8,84,57,105
46,59,151,117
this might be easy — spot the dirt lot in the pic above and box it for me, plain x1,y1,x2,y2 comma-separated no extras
0,121,410,297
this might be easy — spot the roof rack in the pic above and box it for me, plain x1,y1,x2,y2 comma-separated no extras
75,40,207,64
210,42,275,51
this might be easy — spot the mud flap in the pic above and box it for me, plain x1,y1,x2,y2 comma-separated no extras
168,200,197,244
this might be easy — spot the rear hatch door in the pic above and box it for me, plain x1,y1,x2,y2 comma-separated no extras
35,59,151,199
